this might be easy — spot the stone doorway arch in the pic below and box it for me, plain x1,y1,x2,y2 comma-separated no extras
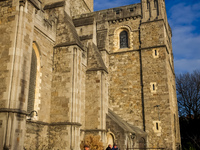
139,137,146,149
107,132,115,147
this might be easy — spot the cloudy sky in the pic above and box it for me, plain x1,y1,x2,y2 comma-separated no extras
94,0,200,74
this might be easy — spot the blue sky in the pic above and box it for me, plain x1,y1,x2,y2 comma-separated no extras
94,0,200,74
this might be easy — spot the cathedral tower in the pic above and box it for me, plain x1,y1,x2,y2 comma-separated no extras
140,0,181,149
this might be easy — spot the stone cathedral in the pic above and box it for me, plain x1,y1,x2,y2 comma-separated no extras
0,0,181,149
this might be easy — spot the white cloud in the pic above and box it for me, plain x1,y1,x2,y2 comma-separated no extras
174,59,200,74
168,2,200,25
172,26,200,59
168,2,200,73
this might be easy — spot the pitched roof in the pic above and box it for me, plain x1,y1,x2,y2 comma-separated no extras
54,12,84,50
87,43,108,73
107,109,147,136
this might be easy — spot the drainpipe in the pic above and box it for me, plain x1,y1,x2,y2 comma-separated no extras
139,20,146,132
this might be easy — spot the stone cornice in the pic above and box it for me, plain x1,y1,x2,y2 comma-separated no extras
0,108,27,115
43,1,65,10
108,15,141,24
81,129,106,132
54,42,85,51
86,68,108,74
26,120,82,126
110,45,169,55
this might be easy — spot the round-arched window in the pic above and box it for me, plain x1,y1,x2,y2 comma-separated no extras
120,31,128,48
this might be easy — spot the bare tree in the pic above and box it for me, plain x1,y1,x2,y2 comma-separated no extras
176,70,200,119
176,70,200,149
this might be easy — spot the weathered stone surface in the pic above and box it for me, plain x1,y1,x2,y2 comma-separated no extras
0,0,181,149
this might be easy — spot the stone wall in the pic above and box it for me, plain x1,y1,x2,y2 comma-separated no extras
85,71,108,130
0,0,14,109
51,46,72,122
141,47,172,148
0,0,181,149
70,0,92,17
24,122,49,150
48,125,70,149
109,51,143,128
83,0,93,12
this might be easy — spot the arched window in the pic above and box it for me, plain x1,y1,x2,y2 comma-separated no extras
27,43,41,117
120,31,128,48
27,48,37,114
154,0,159,16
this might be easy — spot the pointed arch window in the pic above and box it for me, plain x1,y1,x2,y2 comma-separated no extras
27,43,41,117
120,31,128,48
27,48,37,114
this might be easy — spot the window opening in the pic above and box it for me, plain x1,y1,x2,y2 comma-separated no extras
147,0,150,9
120,31,128,48
153,84,155,91
130,8,134,12
155,50,157,56
154,0,157,8
27,49,37,114
156,122,159,130
154,0,159,16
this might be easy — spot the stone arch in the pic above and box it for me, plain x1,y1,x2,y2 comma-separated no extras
27,42,41,120
106,131,115,147
113,25,133,52
139,137,146,149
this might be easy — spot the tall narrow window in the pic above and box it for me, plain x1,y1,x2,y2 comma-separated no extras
120,31,128,48
156,122,159,130
154,0,159,16
153,84,155,91
27,49,37,114
155,50,157,56
147,0,150,9
147,0,151,17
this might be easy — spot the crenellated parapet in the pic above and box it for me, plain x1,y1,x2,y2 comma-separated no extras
95,4,141,22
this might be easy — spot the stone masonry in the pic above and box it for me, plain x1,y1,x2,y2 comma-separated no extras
0,0,181,150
